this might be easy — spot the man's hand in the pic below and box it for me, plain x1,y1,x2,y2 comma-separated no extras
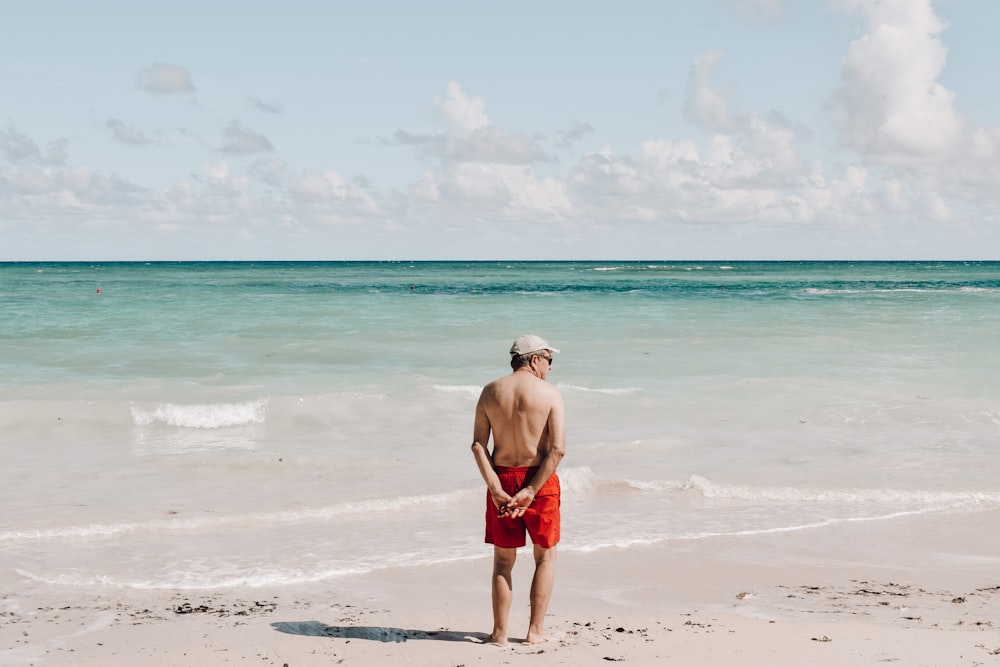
500,488,535,519
490,489,514,516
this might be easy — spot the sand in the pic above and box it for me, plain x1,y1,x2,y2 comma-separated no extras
4,538,999,667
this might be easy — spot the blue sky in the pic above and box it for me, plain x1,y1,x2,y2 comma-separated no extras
2,0,999,260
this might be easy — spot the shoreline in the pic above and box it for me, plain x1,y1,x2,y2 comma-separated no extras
5,539,998,667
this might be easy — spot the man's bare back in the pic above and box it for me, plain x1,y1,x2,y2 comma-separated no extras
477,370,563,467
471,348,565,515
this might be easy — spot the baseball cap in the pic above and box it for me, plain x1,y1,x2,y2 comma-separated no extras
510,334,560,357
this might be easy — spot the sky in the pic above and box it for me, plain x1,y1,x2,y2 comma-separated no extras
2,0,1000,261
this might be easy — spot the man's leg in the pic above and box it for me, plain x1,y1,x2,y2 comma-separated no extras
525,544,557,644
490,546,517,644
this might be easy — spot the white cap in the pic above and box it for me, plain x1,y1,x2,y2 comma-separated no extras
509,334,560,357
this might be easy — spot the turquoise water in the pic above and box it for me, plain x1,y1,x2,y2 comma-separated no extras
1,261,998,590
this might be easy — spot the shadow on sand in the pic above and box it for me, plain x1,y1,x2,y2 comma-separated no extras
271,621,488,644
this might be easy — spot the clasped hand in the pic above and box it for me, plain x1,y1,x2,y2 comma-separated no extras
492,488,535,519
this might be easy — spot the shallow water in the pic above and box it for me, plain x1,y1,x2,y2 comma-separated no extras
2,261,998,590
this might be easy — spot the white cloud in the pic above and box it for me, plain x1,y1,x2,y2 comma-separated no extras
203,161,234,183
441,127,548,165
288,168,382,222
393,82,548,166
565,120,880,230
0,125,67,166
0,163,145,221
218,121,274,155
395,82,564,221
146,162,285,229
507,169,572,217
46,138,68,166
684,51,743,133
136,62,196,95
832,0,962,163
745,112,804,179
400,71,844,231
435,81,490,133
1,125,44,164
558,56,817,228
8,8,1000,262
425,162,571,217
249,159,289,187
818,0,1000,234
408,170,440,203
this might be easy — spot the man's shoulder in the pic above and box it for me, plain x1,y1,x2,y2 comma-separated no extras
541,379,564,401
519,373,562,399
483,374,511,390
479,374,513,399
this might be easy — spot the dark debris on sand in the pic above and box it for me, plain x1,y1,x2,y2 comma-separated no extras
173,598,278,617
773,580,1000,631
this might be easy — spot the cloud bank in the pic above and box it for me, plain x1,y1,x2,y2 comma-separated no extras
2,1,999,259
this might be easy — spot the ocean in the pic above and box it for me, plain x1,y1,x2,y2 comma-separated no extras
1,261,998,592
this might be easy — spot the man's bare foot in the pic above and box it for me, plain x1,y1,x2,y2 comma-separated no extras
524,631,549,645
488,631,508,646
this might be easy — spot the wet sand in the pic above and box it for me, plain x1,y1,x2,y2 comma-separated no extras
4,541,998,667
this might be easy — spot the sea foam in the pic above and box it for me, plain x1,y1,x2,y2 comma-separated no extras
433,385,482,399
683,475,1000,506
557,383,639,395
0,488,479,544
131,399,268,429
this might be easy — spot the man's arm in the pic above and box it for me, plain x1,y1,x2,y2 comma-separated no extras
504,390,566,517
471,391,512,512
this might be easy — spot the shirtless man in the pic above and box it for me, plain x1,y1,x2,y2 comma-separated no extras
470,335,566,645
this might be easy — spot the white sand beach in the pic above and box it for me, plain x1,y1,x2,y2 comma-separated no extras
5,527,998,667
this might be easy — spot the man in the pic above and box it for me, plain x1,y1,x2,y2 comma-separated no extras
470,334,566,645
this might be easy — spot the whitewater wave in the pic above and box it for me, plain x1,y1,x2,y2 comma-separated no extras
682,475,1000,506
14,548,488,590
0,488,478,544
433,385,482,398
561,506,950,554
803,287,1000,295
577,472,1000,508
131,399,268,429
0,468,608,545
325,392,386,400
557,383,639,395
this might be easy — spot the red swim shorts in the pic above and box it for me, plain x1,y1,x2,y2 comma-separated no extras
485,466,560,549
